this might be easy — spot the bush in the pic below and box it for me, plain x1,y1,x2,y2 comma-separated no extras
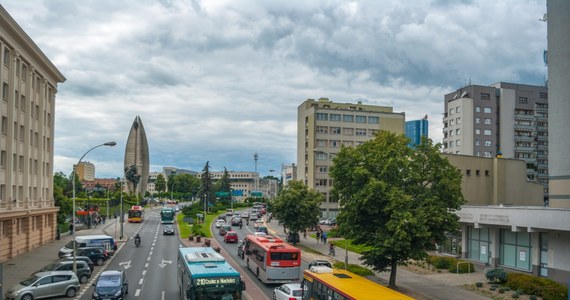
448,261,474,273
428,256,457,269
476,282,483,288
512,292,520,299
505,272,568,300
486,268,508,283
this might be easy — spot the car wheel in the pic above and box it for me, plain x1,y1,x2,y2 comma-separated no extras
79,274,89,284
21,294,33,300
96,257,105,266
273,292,277,300
65,287,77,297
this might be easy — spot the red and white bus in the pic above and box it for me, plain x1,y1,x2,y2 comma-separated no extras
243,235,301,284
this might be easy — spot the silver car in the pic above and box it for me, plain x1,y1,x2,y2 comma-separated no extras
5,270,80,300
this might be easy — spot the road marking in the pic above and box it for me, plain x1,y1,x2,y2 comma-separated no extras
142,270,146,275
139,278,144,285
118,260,132,269
159,259,173,268
135,289,141,296
162,291,165,300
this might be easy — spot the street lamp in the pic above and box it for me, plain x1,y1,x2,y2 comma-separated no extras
170,180,176,201
72,141,116,274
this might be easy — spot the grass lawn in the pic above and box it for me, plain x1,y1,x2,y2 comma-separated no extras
176,211,218,239
333,239,372,254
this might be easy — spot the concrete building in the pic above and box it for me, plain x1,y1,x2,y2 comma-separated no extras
146,171,162,195
207,171,259,202
123,116,149,196
74,161,95,181
547,0,570,209
0,5,65,261
443,83,549,198
281,163,297,187
81,178,118,193
405,117,428,148
297,98,405,218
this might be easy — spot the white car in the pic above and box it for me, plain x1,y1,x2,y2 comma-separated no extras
215,219,226,228
273,283,302,300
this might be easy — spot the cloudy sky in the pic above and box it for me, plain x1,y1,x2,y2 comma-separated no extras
2,0,547,178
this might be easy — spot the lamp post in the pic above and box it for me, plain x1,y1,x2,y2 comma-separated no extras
170,180,176,201
72,141,116,274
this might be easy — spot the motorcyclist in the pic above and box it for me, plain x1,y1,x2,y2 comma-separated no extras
134,233,141,246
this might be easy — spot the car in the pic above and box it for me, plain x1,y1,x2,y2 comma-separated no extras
240,211,249,218
92,270,129,300
219,224,232,236
4,271,80,300
163,224,175,235
249,213,259,221
217,215,227,222
273,283,303,300
256,225,268,235
215,219,226,228
231,217,242,226
253,231,267,237
286,232,300,244
35,260,91,284
74,247,108,266
307,259,333,269
59,255,95,271
224,231,239,243
253,220,263,229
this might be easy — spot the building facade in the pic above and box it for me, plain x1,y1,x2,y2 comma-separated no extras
297,98,405,218
443,83,549,198
123,116,149,196
281,163,297,187
75,161,95,181
405,118,428,147
207,171,259,202
0,5,65,261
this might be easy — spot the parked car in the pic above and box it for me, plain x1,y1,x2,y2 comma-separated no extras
59,255,95,271
163,224,175,235
4,271,80,300
35,260,91,284
219,225,232,236
75,247,108,266
273,283,303,300
286,232,300,244
224,231,239,243
307,259,333,269
92,270,129,300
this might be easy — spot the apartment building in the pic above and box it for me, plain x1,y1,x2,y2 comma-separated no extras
75,161,95,181
297,98,405,218
0,5,65,260
208,171,259,202
442,83,549,198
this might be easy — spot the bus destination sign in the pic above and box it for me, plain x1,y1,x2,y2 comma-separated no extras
195,277,237,286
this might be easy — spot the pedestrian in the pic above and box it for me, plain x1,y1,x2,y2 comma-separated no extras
69,223,74,235
303,229,307,239
322,231,328,244
316,230,321,244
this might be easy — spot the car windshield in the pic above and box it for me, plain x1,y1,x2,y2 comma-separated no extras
20,275,40,286
97,275,121,287
39,263,59,271
292,289,303,297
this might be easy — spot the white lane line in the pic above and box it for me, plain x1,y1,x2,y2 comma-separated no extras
135,289,141,296
139,278,144,285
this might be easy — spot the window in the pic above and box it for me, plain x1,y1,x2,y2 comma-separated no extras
330,114,341,121
475,117,480,124
475,106,481,113
369,129,378,136
476,170,480,176
484,107,492,113
484,118,492,125
475,129,481,135
316,113,328,121
540,92,548,99
450,119,454,125
449,108,453,115
484,152,492,157
342,128,353,135
330,140,341,148
0,150,5,168
456,117,461,124
456,129,461,135
484,129,492,136
317,140,327,147
455,107,460,113
518,97,528,104
449,130,453,137
2,82,8,100
355,115,366,123
481,93,491,100
19,125,24,141
456,140,461,146
3,48,10,66
317,165,328,173
316,126,328,134
449,141,454,147
355,129,366,136
342,141,354,147
330,127,341,134
342,115,354,122
20,95,25,111
1,116,6,135
485,140,492,146
368,116,379,124
475,139,480,146
466,170,471,176
316,152,329,160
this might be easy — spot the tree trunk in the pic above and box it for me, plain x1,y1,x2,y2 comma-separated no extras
388,260,398,288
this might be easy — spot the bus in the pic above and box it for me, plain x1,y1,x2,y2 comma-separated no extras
127,205,144,223
243,235,301,284
177,247,245,300
161,207,176,224
302,266,414,300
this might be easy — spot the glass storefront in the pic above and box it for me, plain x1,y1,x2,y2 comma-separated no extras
499,229,531,271
467,227,491,264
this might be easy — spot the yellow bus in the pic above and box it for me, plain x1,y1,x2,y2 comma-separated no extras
302,267,414,300
127,205,144,223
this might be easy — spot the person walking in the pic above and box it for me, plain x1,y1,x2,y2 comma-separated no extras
322,231,328,244
316,230,321,244
329,242,335,256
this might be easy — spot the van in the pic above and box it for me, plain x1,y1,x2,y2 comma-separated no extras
59,235,117,258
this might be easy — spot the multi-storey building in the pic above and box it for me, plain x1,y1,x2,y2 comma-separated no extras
75,161,95,181
405,118,429,147
0,5,65,260
442,83,549,198
281,163,297,187
297,98,405,218
81,178,118,193
146,171,162,195
207,171,259,202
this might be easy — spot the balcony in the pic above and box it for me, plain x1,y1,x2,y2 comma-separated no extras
514,146,534,153
537,135,548,142
514,124,535,131
514,114,534,122
514,135,534,142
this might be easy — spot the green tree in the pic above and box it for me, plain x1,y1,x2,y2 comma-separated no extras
155,174,166,193
53,172,71,225
199,161,216,208
271,180,322,245
330,132,465,288
216,168,232,203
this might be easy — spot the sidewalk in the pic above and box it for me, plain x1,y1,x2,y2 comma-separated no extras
264,218,490,300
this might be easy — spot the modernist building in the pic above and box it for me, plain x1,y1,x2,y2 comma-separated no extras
297,98,405,218
75,161,95,181
443,83,549,198
281,163,297,187
0,5,65,261
123,116,149,196
81,178,118,193
405,117,428,148
207,171,260,202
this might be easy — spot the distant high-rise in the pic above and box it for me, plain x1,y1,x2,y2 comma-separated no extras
74,161,95,181
547,0,570,208
405,117,429,147
124,116,149,196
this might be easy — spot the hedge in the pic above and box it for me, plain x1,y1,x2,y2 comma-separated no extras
506,273,568,300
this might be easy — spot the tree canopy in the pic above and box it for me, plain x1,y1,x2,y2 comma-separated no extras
271,180,323,244
330,131,465,288
155,174,166,193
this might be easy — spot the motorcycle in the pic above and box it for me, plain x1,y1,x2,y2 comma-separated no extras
135,236,141,247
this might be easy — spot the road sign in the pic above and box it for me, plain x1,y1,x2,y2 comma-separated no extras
215,191,229,197
252,191,263,197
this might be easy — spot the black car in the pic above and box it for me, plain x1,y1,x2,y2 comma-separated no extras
75,247,108,266
92,270,129,300
59,255,95,271
163,224,175,235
